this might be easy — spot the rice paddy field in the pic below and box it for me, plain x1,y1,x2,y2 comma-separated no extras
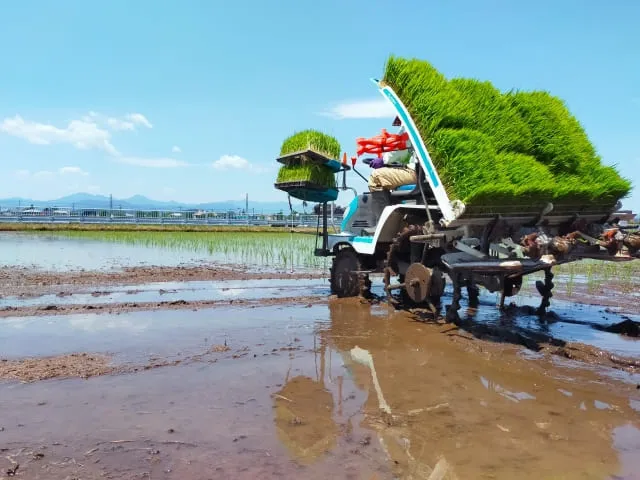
1,229,639,479
0,230,325,272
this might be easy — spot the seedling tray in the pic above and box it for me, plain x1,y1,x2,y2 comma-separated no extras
276,149,350,173
274,180,339,203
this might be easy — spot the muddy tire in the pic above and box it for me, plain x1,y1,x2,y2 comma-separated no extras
330,249,366,298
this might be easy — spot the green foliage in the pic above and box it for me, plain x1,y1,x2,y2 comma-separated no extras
449,79,533,154
505,91,597,174
382,55,632,207
428,128,498,202
280,129,341,160
277,129,340,189
276,163,336,188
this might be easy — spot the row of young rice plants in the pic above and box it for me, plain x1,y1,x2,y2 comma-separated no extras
516,260,639,298
48,230,324,270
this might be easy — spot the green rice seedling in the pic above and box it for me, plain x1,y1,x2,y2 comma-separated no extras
276,163,336,188
496,152,557,205
383,56,473,137
427,128,501,203
280,129,341,160
449,78,533,155
381,55,633,208
505,91,597,175
48,231,324,270
277,130,340,190
580,164,633,205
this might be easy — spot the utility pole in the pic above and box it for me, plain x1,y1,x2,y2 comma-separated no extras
245,193,249,224
110,194,113,220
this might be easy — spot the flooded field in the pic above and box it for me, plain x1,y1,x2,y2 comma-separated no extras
0,230,323,272
1,231,639,479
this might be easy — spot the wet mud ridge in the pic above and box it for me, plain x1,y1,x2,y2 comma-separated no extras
0,294,325,318
0,265,325,297
0,353,114,382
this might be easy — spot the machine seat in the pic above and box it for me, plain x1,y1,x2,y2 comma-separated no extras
390,183,420,198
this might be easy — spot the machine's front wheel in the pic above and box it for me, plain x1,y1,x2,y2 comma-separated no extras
330,249,367,298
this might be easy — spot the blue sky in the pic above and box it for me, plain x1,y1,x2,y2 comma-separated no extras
0,0,638,210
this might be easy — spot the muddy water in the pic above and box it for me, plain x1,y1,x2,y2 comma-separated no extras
2,274,638,357
0,278,330,308
1,301,639,479
324,301,640,480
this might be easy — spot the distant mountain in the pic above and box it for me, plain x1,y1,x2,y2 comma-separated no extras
0,193,321,214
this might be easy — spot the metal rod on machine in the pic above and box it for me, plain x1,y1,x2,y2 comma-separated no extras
322,201,328,254
418,175,433,224
351,167,369,183
410,234,446,242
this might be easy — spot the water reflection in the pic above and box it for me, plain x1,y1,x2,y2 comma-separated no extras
274,298,640,479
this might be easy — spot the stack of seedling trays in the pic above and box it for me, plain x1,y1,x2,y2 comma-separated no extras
381,55,632,215
275,130,343,204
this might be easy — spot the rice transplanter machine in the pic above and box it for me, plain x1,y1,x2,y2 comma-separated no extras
275,79,639,321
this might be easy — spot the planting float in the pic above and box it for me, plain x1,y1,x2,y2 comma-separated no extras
275,56,638,320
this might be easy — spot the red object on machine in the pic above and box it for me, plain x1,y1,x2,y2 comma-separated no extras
351,156,357,167
356,129,409,157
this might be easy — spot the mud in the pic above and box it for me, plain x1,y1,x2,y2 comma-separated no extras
1,301,639,479
536,284,640,314
0,353,114,382
419,307,640,374
0,294,325,318
0,265,324,298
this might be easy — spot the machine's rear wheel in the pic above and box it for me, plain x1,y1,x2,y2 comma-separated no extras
329,249,369,298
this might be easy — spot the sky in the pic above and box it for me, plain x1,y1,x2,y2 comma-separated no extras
0,0,638,210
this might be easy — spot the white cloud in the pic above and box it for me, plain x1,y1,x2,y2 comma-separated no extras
59,166,89,176
212,154,250,170
126,113,152,129
320,98,397,119
1,115,119,155
13,167,90,179
82,111,152,132
115,156,189,168
106,117,135,131
211,154,270,174
172,145,181,153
